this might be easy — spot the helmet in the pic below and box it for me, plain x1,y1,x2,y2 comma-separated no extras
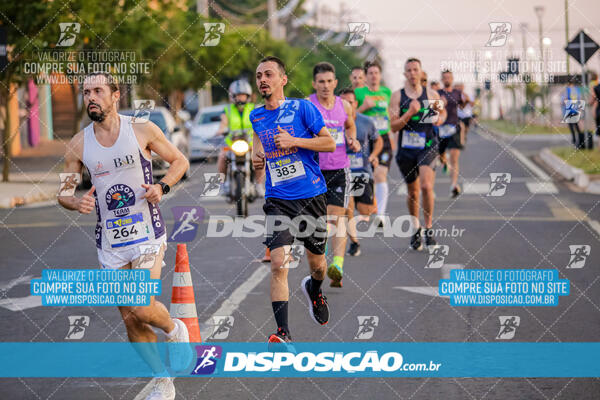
229,80,252,103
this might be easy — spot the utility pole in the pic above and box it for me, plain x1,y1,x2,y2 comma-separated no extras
197,0,212,110
565,0,570,75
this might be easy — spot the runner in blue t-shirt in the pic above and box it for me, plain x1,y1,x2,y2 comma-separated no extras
339,88,383,257
251,56,336,345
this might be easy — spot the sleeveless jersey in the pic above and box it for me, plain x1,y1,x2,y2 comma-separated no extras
308,94,349,170
82,115,165,251
397,86,437,151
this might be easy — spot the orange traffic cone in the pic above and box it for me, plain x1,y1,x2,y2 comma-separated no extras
170,243,201,342
262,247,271,263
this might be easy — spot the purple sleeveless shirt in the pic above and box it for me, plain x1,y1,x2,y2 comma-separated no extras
309,94,349,170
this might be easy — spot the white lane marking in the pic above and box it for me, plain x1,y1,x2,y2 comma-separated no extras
393,286,444,297
0,296,42,312
505,146,551,181
0,275,34,291
393,264,464,297
463,183,490,194
587,219,600,239
0,275,43,312
135,263,270,399
526,182,559,194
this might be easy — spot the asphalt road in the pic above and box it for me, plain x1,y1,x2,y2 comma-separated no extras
1,125,599,399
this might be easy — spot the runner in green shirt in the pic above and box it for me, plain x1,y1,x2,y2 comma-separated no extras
354,60,393,228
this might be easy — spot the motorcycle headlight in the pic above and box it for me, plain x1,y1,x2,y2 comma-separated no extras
231,140,249,156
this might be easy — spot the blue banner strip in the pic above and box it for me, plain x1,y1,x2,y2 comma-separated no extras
1,342,599,378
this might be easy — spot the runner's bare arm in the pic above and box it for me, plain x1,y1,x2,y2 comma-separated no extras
274,126,335,152
142,122,189,187
342,99,360,152
428,88,447,126
390,90,413,131
252,131,266,175
57,132,92,212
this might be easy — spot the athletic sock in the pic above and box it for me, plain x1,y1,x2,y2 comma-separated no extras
333,255,344,269
375,182,389,216
166,319,179,339
309,276,323,298
271,301,289,334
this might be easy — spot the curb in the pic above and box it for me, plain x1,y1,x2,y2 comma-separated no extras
538,148,600,194
0,191,56,209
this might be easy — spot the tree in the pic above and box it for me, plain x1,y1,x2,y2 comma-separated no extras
0,1,60,181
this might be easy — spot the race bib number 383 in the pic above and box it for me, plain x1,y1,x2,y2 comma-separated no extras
106,212,150,248
268,157,306,186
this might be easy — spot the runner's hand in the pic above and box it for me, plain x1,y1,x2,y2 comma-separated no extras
141,183,162,205
363,97,376,110
347,137,361,153
408,99,421,116
274,126,297,150
78,185,96,214
368,154,379,169
253,151,265,170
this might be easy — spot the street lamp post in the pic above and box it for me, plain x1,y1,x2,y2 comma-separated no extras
534,6,546,124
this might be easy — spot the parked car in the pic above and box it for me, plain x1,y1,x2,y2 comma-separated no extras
187,104,226,162
80,107,189,188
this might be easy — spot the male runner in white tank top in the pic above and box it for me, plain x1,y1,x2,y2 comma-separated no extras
58,73,190,400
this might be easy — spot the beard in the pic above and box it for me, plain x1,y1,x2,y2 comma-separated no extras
260,91,271,99
87,102,107,122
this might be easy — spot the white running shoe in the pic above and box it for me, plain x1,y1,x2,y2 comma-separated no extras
166,318,193,371
145,377,175,400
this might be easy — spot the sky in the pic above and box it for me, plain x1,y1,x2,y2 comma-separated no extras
304,0,600,91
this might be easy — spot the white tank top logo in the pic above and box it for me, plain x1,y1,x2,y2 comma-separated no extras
105,183,136,217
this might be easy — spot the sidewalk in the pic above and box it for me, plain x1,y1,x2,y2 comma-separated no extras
0,139,66,208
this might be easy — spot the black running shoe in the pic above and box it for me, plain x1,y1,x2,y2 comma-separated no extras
267,328,296,353
451,185,461,198
424,228,437,248
268,327,292,343
410,227,423,251
348,241,361,256
301,275,329,325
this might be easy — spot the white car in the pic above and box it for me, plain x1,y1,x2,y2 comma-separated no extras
188,104,226,161
120,107,189,178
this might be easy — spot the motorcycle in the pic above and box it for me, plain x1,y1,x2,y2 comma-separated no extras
224,129,256,217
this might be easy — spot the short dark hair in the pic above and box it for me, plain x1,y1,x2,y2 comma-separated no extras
83,72,119,93
338,87,356,99
351,66,363,73
364,60,382,73
313,62,336,79
259,56,286,75
405,58,421,67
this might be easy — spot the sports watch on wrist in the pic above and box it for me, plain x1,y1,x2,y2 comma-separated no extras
158,181,170,195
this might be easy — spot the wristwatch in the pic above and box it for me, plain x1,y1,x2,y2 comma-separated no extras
158,181,170,195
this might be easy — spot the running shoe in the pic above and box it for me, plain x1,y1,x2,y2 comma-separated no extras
348,241,361,257
268,327,292,343
145,377,175,400
326,263,343,288
410,227,423,251
424,228,437,248
166,318,194,371
301,275,330,324
268,328,296,353
451,185,461,198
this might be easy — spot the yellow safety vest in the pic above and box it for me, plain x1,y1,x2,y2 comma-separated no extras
225,103,254,146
